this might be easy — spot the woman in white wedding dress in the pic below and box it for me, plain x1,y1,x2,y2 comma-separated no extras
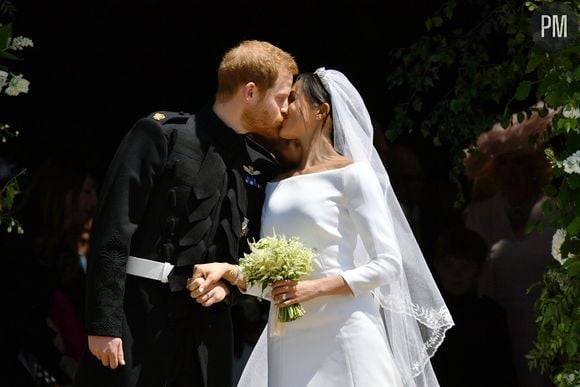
189,68,453,387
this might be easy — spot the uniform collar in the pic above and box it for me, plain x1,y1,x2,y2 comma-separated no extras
196,103,246,155
196,104,280,179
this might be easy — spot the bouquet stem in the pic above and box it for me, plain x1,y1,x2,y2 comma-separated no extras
278,304,306,322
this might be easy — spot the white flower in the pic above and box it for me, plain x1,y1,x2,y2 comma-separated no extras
240,234,316,323
562,105,580,119
551,228,569,265
8,36,34,50
563,150,580,174
0,70,8,91
4,74,30,96
562,370,579,384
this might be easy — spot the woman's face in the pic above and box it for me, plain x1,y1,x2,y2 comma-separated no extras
279,80,317,141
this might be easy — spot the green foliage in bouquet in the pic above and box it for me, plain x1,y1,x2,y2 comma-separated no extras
239,233,316,323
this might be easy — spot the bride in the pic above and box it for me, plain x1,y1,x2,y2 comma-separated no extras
188,68,453,387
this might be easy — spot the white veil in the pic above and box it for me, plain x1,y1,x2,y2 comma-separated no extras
238,68,453,387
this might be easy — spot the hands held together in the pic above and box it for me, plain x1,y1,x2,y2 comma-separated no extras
187,262,324,308
90,264,341,369
187,262,234,307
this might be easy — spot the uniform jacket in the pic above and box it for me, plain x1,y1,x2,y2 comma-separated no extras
77,105,278,387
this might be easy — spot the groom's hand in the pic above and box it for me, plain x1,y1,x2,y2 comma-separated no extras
189,262,229,292
191,279,230,307
88,335,125,369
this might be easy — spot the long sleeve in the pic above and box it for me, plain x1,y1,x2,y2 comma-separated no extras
85,118,169,337
339,162,402,297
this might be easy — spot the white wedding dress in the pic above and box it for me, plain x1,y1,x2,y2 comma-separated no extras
239,162,404,387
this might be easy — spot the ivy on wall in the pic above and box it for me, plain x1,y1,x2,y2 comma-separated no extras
384,0,579,385
0,0,32,234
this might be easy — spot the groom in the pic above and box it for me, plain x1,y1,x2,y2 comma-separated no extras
73,40,298,387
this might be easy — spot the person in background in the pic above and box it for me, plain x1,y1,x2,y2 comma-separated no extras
430,226,518,387
463,104,557,387
5,151,98,386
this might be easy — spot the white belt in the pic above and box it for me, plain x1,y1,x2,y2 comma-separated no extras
126,256,174,283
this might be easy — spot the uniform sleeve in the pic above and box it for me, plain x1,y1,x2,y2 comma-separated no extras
85,118,169,337
339,162,402,297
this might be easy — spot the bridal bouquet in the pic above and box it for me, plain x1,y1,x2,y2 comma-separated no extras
239,233,316,322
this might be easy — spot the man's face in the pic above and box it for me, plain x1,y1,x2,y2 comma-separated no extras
241,69,293,140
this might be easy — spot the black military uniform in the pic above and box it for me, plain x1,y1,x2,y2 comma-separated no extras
74,105,278,387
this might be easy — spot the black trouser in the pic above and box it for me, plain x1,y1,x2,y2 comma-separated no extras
74,290,233,387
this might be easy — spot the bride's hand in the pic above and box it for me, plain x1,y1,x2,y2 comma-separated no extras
187,263,231,296
271,279,320,306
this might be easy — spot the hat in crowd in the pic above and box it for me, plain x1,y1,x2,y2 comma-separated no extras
463,102,559,180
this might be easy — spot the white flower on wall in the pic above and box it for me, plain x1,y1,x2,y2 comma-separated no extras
4,73,29,96
563,150,580,175
8,35,33,50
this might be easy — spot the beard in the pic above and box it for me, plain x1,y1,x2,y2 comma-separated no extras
241,102,284,140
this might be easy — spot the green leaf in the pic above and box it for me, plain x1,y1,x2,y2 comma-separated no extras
443,0,456,19
0,50,20,60
501,111,511,129
564,259,580,276
525,1,539,11
542,200,554,214
2,184,15,210
557,183,571,209
567,216,580,236
515,80,532,101
526,54,544,74
450,99,463,113
574,65,580,81
412,99,423,112
426,16,444,31
0,23,12,50
536,71,559,99
568,174,580,190
440,52,454,65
